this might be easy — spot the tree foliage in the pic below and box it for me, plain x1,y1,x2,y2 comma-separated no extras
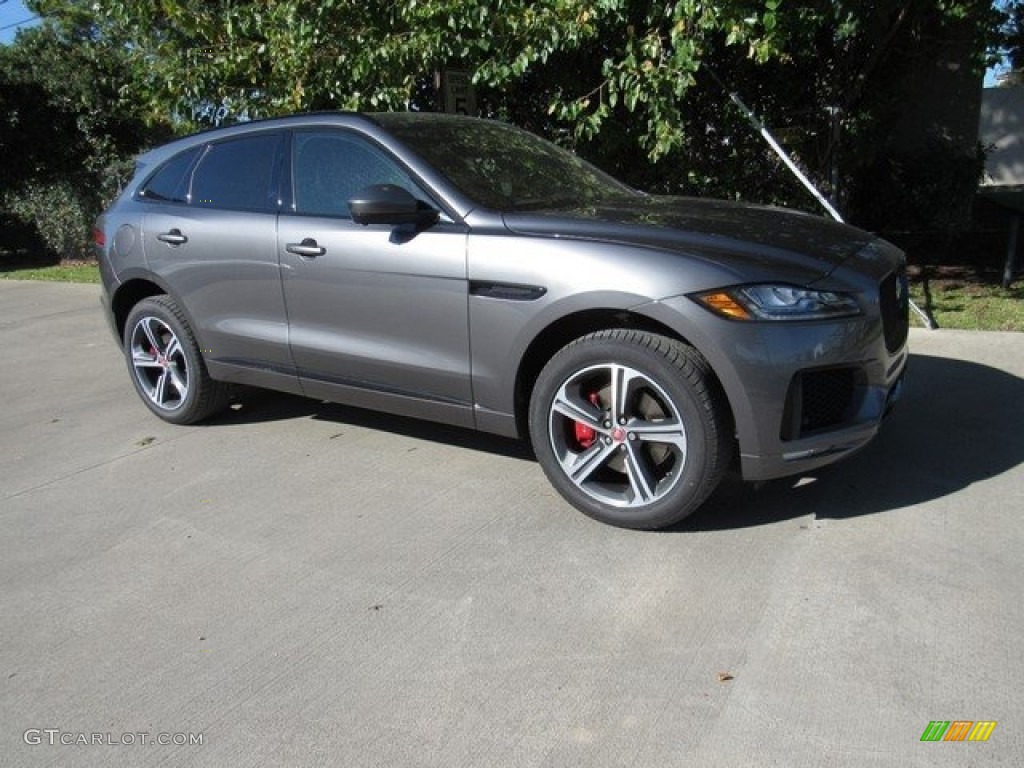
0,19,158,258
34,0,789,157
2,0,1014,256
999,0,1024,81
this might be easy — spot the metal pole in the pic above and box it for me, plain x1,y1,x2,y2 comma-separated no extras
827,106,842,212
727,92,846,222
1003,213,1020,289
726,89,935,329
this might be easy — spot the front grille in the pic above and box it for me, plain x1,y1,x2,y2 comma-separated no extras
781,367,858,440
880,267,910,353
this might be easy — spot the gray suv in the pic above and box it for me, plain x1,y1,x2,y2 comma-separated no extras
96,112,909,529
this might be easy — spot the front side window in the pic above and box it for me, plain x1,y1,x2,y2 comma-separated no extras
189,133,282,212
291,132,422,218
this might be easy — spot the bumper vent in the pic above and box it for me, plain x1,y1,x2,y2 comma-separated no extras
781,367,859,441
880,267,910,353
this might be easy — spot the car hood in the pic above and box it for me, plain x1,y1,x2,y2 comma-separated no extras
502,195,878,282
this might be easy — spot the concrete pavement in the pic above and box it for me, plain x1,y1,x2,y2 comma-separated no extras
1,280,1022,767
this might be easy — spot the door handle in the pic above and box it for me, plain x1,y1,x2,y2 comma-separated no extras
286,238,326,258
157,228,188,246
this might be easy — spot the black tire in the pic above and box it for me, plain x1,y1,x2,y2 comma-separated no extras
123,295,228,425
528,330,731,530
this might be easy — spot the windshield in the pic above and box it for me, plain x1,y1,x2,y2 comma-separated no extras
372,113,639,211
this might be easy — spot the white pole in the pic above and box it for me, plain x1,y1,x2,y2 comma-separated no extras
728,90,935,329
728,92,846,223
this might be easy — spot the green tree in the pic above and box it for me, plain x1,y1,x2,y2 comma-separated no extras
0,19,159,259
475,0,1002,228
998,0,1024,82
18,0,1009,236
36,0,786,156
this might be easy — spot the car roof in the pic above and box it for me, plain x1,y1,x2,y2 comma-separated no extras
136,111,500,162
135,112,370,164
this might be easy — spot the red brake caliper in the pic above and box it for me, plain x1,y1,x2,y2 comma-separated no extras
573,392,602,450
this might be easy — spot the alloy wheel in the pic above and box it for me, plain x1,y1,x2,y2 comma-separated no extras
128,316,190,412
547,362,688,508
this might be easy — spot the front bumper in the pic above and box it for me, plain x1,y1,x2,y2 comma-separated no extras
643,263,910,483
741,355,907,480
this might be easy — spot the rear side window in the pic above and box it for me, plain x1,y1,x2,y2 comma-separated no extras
190,133,282,212
138,147,201,203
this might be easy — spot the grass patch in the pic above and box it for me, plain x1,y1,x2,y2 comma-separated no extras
909,266,1024,332
1,261,100,284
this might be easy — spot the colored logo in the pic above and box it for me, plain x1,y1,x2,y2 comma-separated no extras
921,721,997,742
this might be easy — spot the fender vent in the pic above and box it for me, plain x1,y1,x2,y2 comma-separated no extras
469,282,546,301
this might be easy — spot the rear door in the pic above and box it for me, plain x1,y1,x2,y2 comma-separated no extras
140,130,296,386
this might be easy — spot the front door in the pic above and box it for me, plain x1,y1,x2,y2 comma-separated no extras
277,129,473,427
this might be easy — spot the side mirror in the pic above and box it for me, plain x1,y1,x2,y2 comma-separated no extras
348,184,439,227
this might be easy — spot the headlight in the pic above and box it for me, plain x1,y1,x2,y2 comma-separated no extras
692,284,861,321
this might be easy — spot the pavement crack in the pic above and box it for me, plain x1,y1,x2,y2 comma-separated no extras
1,431,196,505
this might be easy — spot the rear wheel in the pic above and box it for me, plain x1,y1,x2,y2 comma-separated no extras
124,296,228,425
529,330,731,529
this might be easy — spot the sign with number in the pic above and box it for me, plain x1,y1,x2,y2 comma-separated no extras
443,70,476,116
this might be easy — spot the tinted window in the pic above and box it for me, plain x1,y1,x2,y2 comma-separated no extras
291,132,421,218
190,133,282,212
138,147,201,204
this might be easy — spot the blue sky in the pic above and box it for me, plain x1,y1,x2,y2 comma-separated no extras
0,0,40,44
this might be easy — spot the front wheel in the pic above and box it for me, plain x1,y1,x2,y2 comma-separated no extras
528,330,731,530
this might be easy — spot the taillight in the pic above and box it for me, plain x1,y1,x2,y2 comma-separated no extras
93,227,106,247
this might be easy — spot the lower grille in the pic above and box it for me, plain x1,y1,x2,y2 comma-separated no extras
781,367,858,441
880,267,910,353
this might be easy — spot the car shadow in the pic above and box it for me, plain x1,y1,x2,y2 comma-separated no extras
210,352,1024,530
678,352,1024,531
210,386,534,462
